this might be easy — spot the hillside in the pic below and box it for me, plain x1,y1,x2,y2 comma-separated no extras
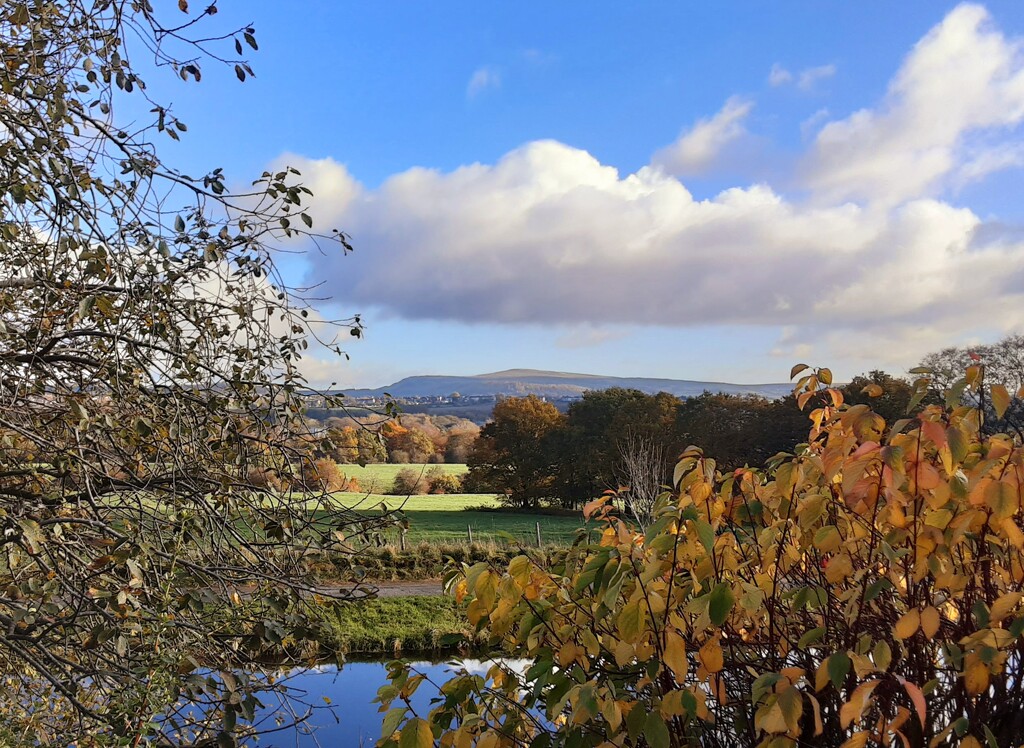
338,369,792,400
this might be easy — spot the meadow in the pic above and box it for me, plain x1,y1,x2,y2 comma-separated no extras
324,463,586,545
336,462,468,494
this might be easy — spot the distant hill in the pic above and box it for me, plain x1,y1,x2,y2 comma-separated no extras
337,369,793,400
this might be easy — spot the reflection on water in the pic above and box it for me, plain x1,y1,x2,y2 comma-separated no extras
255,658,530,748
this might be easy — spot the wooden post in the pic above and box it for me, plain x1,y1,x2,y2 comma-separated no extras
399,530,407,552
468,525,474,544
536,521,542,547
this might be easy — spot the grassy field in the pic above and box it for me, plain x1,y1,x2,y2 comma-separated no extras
318,493,584,545
336,463,468,494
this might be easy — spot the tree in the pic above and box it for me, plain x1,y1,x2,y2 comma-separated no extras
615,430,667,527
674,392,807,471
0,4,378,745
920,335,1024,437
465,396,566,508
382,365,1024,747
559,389,681,508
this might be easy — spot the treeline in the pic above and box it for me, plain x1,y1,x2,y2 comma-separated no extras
466,371,927,509
318,413,480,464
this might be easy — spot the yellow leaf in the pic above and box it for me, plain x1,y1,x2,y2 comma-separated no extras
757,699,789,735
841,732,869,748
894,609,920,640
861,383,883,398
964,662,989,696
807,693,824,736
1002,518,1024,547
840,680,879,729
985,480,1019,520
698,636,723,674
617,600,644,643
960,737,981,748
824,553,854,583
664,630,688,682
991,383,1011,419
920,606,941,639
399,718,433,748
991,592,1022,622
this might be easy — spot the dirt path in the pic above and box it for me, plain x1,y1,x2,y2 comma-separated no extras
309,579,445,599
371,580,444,598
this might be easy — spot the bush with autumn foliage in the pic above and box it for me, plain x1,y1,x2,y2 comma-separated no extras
378,364,1024,748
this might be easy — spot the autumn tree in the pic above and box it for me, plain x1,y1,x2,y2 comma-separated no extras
382,364,1024,747
465,396,566,508
0,3,379,745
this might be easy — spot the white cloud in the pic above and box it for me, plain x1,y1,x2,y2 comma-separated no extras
804,3,1024,205
798,63,836,91
281,3,1024,376
467,66,501,98
768,63,793,87
769,62,834,90
650,96,753,175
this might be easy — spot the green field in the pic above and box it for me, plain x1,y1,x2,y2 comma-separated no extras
313,489,586,546
336,463,468,494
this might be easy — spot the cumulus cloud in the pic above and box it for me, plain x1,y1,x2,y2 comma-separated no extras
651,96,753,175
285,3,1024,372
804,3,1024,205
467,66,501,98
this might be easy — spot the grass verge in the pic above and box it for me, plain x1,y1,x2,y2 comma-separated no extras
319,542,567,582
317,596,479,656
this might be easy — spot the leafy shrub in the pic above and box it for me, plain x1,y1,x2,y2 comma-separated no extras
427,467,463,494
298,457,357,492
390,467,430,495
380,365,1024,747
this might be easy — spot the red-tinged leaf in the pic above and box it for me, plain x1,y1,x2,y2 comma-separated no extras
920,419,946,450
969,351,981,362
898,677,926,728
582,497,607,520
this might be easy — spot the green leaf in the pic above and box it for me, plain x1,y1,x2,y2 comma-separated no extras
708,583,734,626
693,519,715,554
399,718,432,748
797,627,825,648
643,712,670,748
827,651,850,690
381,708,406,739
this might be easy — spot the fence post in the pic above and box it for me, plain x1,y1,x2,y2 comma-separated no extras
468,525,474,544
399,530,407,552
536,521,542,548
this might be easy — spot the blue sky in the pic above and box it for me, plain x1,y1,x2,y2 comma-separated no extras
143,2,1024,387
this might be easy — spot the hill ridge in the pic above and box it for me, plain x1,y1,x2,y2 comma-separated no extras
337,369,792,401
